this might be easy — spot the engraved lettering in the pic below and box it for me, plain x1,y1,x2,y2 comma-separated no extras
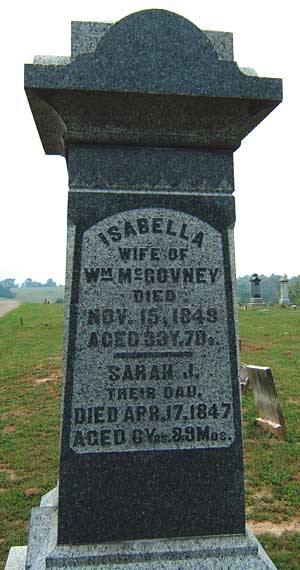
166,219,176,236
88,332,98,348
124,221,138,237
85,267,100,283
118,247,131,262
107,226,122,242
210,268,219,283
179,222,189,240
136,218,149,234
191,230,204,248
119,268,132,284
99,233,110,246
73,430,85,446
71,209,234,454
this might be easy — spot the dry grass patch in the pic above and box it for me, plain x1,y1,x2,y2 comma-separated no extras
1,410,29,420
0,465,17,481
33,372,61,385
248,519,300,536
241,342,266,352
2,426,16,434
288,397,300,404
24,487,40,497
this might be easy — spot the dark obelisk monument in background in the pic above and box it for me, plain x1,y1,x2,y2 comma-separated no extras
6,9,282,569
248,273,265,307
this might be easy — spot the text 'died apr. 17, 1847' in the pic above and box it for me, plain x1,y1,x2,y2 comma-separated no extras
70,208,235,453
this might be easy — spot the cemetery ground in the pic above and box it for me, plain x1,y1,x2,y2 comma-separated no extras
0,305,299,569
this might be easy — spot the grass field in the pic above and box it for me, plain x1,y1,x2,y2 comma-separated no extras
240,306,300,569
11,287,64,304
0,304,299,568
0,304,63,567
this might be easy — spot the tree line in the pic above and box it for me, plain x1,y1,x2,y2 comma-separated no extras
1,275,300,305
237,274,300,305
0,278,62,299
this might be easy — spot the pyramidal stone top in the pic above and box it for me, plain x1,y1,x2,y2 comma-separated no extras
24,9,282,155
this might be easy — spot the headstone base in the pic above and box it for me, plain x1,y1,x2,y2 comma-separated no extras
5,489,278,570
248,298,266,308
256,417,286,440
47,532,278,570
4,546,27,570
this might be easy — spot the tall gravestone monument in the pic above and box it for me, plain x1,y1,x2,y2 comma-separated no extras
6,9,282,570
279,274,290,305
248,273,265,307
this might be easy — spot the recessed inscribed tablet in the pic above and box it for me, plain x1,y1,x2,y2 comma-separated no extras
70,208,235,453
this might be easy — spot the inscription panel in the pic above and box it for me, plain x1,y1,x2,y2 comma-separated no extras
70,208,235,453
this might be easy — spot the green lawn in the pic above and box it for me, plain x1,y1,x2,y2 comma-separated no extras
240,306,300,569
0,304,63,567
0,304,299,568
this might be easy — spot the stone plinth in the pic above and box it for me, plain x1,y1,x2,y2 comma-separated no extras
6,488,278,570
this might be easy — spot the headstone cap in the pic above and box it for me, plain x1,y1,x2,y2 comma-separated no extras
92,9,219,66
24,9,283,156
71,18,234,62
250,273,261,281
25,8,282,98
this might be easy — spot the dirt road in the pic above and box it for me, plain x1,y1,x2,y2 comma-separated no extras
0,300,20,318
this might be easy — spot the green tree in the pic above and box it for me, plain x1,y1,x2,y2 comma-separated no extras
44,278,57,288
236,274,282,305
0,286,15,299
21,278,43,288
289,277,300,304
0,278,16,288
260,274,281,304
236,275,251,304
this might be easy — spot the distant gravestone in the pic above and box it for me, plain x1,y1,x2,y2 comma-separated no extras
246,365,287,440
248,273,265,307
6,9,282,570
279,274,290,305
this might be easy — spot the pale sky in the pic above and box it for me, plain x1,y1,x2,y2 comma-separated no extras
1,0,298,285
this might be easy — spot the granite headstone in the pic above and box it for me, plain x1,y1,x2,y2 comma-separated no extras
248,273,265,307
6,9,282,569
247,365,287,440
